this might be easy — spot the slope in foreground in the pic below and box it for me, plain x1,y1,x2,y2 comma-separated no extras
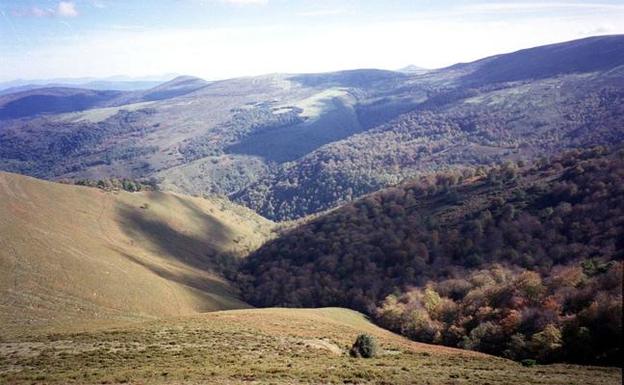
0,307,621,384
0,172,274,335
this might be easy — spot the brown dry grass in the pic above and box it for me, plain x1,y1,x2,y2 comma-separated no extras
0,172,274,336
0,308,620,385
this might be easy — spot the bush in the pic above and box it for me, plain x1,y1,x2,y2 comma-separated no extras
521,359,537,367
349,334,378,358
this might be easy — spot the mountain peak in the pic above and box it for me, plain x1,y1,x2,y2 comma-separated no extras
155,75,209,89
397,65,430,74
137,75,210,101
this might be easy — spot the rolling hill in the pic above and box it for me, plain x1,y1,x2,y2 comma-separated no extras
0,88,124,120
110,75,212,105
1,307,621,384
0,75,208,121
0,74,176,95
0,34,623,384
0,172,274,335
458,35,624,86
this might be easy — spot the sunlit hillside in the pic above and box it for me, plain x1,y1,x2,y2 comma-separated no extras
1,307,621,385
0,172,274,335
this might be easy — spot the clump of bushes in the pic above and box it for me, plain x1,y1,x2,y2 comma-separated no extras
75,177,158,192
350,334,378,358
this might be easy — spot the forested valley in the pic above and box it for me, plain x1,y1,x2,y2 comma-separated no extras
238,146,623,365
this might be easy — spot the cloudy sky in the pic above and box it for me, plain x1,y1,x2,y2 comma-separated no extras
1,0,623,81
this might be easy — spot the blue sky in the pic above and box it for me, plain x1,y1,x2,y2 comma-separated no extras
1,0,623,81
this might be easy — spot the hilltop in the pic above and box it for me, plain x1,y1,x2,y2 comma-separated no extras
0,88,124,120
458,35,624,86
0,172,274,335
0,35,622,384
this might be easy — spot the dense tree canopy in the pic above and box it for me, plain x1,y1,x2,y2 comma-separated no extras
238,146,623,364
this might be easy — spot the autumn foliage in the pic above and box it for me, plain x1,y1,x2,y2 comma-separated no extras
376,263,622,364
238,146,623,364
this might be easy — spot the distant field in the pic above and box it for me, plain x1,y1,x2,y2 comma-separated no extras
0,307,620,384
58,101,155,123
227,89,362,163
0,172,274,335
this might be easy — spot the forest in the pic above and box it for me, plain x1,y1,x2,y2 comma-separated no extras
237,146,623,365
235,75,624,220
0,108,159,177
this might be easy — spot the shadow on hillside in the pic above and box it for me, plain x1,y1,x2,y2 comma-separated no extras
226,98,363,163
116,200,240,276
0,91,122,120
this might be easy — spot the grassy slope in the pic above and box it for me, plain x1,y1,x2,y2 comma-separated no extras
0,172,274,335
227,89,363,163
0,307,620,384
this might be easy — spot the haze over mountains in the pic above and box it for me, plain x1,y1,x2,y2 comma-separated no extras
0,74,179,95
1,35,622,221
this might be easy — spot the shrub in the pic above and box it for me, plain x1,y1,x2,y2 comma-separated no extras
521,359,537,367
530,324,562,362
350,334,378,358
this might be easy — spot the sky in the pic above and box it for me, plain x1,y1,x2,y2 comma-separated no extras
1,0,623,82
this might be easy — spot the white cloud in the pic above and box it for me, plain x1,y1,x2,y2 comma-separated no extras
10,2,79,18
57,2,79,17
220,0,268,5
90,1,107,9
11,7,53,17
461,2,624,13
297,8,346,17
188,0,268,7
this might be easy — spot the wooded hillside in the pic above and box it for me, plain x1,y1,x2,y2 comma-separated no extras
238,146,623,364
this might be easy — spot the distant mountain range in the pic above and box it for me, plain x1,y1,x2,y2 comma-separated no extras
0,35,623,221
0,74,179,95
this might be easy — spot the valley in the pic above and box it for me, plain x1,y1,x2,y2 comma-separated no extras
0,33,622,384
